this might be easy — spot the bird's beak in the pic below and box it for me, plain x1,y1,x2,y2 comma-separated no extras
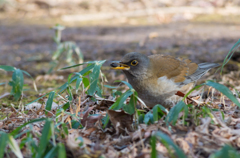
110,61,130,70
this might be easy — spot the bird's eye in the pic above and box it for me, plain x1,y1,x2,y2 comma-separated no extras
131,60,138,66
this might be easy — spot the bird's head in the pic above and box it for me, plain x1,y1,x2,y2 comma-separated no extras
111,52,150,79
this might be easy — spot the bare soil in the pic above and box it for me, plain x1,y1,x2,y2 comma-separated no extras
0,16,240,77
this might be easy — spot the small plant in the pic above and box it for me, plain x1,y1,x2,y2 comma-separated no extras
49,24,84,73
152,131,187,158
0,65,36,101
0,119,66,158
210,145,240,158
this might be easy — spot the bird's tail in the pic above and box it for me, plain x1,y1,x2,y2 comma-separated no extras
188,63,220,81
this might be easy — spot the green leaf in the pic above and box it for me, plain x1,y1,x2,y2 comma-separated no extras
183,104,189,123
144,111,154,124
45,91,55,113
57,143,66,158
206,80,240,107
67,73,74,85
71,120,81,129
37,119,52,158
138,110,145,124
52,46,64,60
104,85,118,89
88,60,106,96
48,61,58,74
103,89,134,128
8,135,23,158
115,80,133,89
82,77,90,88
11,118,46,136
62,102,70,111
0,65,15,71
183,84,204,100
62,123,69,135
220,39,240,74
110,89,133,110
74,46,83,60
151,135,157,158
58,64,95,93
210,145,240,158
15,129,31,140
67,87,73,101
44,146,58,158
21,70,33,79
76,77,82,91
26,93,49,105
165,101,187,125
153,104,168,122
59,61,96,70
21,70,38,92
11,69,24,100
66,49,73,64
0,132,8,158
123,94,136,115
154,131,186,158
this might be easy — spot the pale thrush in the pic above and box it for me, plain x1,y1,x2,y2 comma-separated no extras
111,52,220,108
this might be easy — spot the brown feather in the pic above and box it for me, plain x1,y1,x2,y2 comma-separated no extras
149,55,199,83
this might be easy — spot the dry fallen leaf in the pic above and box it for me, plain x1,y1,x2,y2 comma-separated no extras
108,109,134,134
80,106,103,128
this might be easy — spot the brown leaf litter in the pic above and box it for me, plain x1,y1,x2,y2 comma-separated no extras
2,81,240,157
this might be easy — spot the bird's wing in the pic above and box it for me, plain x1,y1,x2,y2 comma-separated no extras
149,55,219,85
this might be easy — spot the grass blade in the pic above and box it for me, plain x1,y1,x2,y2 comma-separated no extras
37,119,52,158
0,65,15,71
11,69,24,100
123,93,137,114
8,135,23,158
44,146,58,158
103,89,134,128
151,135,157,158
88,60,106,96
114,80,133,89
59,61,96,70
104,85,118,89
144,111,154,124
210,145,240,158
75,77,82,91
57,143,66,158
11,118,46,136
165,101,187,125
220,39,240,74
0,132,8,158
110,89,134,110
58,63,95,93
153,104,168,122
183,84,204,100
154,131,186,158
206,80,240,107
22,70,38,91
45,91,55,112
26,93,49,105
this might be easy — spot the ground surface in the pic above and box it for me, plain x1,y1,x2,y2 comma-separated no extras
1,16,240,76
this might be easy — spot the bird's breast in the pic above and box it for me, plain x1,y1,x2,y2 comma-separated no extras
128,75,194,107
128,75,179,98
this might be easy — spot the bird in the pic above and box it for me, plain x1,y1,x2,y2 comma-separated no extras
110,52,220,108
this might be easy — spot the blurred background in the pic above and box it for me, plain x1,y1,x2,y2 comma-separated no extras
0,0,240,78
